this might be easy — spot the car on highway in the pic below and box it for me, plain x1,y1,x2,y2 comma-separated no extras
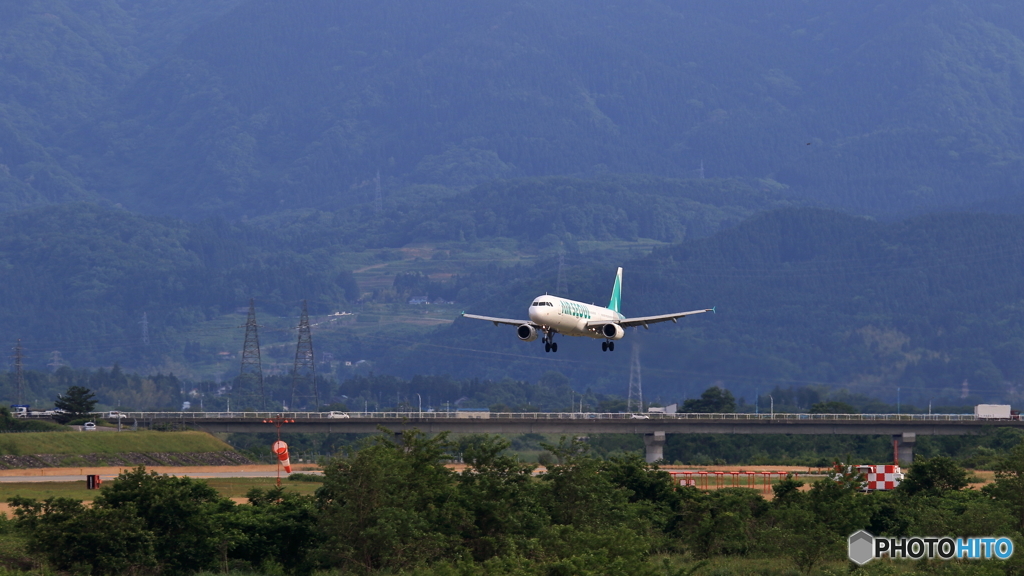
327,411,350,419
107,411,127,419
83,422,97,431
630,414,650,419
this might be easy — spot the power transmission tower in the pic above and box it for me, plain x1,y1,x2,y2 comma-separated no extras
139,312,149,345
374,170,383,214
627,340,643,413
11,339,23,405
291,300,319,411
556,251,568,295
47,351,65,373
238,298,266,410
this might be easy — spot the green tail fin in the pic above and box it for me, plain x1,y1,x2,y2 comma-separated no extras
608,267,622,314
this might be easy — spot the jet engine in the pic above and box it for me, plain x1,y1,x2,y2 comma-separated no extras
601,323,625,340
517,324,539,342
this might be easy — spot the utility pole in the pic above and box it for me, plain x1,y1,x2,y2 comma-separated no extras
139,312,149,346
12,339,23,405
239,298,266,410
627,340,643,413
291,300,319,411
374,170,383,214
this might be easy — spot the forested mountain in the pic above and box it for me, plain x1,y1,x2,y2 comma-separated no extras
2,1,1024,216
0,204,358,370
0,0,242,209
4,1,1024,411
61,0,1024,218
3,203,1024,409
0,176,789,375
388,208,1024,408
258,175,798,249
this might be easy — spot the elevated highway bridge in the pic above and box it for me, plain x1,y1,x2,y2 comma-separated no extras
105,411,1024,463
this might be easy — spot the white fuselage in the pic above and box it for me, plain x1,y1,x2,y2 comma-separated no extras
528,295,623,339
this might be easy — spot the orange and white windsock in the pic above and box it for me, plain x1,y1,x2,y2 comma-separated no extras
272,440,292,473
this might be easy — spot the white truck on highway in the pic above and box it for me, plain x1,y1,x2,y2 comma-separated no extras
975,404,1016,420
10,405,57,418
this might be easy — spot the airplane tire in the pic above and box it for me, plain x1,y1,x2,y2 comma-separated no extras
544,343,551,353
551,342,558,352
608,341,614,351
601,342,608,351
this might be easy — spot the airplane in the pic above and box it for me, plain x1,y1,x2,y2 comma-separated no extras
461,267,713,352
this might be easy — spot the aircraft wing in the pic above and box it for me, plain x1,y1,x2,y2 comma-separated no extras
461,313,534,327
600,308,713,329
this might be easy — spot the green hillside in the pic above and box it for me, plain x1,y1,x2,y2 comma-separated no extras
0,0,243,210
59,0,1024,217
378,208,1024,407
0,175,790,374
0,430,232,455
5,1,1024,216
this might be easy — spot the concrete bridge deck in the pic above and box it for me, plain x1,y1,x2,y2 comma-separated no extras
97,411,1020,462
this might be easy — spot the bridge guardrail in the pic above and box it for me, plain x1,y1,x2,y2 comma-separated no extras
103,411,990,422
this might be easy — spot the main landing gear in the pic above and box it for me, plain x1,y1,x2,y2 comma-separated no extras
543,333,558,353
601,341,615,352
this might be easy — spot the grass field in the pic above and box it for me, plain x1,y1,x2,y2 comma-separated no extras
0,476,322,504
0,431,233,455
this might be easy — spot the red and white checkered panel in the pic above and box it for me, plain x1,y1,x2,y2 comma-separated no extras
864,465,902,491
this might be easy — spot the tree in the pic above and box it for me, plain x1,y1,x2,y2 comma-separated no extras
227,487,319,573
809,401,857,414
94,466,230,574
9,496,156,575
315,430,469,572
53,386,96,424
898,456,969,496
681,386,736,413
457,435,548,560
988,442,1024,532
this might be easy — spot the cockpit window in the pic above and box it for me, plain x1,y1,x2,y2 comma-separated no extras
532,301,540,307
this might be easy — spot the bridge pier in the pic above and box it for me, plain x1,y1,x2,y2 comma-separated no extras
893,432,916,465
644,431,666,463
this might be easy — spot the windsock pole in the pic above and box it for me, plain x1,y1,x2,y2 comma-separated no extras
263,415,295,487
